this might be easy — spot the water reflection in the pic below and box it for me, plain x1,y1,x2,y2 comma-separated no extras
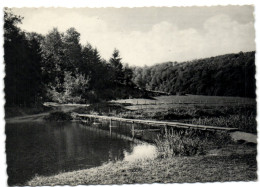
6,121,157,185
124,144,157,162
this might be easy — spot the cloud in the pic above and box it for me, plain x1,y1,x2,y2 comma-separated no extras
203,14,255,56
99,14,255,66
19,11,255,66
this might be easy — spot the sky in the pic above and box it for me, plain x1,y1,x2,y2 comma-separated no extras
13,6,255,66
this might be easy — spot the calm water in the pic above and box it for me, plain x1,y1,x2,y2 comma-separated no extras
6,121,157,185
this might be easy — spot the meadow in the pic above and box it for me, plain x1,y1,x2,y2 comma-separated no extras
112,95,255,110
110,95,257,133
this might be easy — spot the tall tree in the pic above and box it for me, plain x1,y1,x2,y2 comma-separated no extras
41,28,66,99
62,28,82,73
4,9,43,106
109,49,124,84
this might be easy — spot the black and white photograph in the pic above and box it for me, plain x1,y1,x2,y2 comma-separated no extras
1,1,258,186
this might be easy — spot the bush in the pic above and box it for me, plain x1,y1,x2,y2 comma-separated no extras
44,111,72,121
155,130,206,158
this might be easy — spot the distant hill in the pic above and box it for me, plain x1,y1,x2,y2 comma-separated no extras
132,51,256,98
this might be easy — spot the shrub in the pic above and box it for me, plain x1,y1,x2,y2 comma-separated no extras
155,129,206,158
44,111,72,121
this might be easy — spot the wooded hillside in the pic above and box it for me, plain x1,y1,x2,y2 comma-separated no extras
132,51,256,98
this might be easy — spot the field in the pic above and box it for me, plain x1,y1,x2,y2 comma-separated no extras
109,95,257,133
112,95,255,111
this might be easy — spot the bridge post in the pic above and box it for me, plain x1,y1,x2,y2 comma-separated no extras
132,122,135,139
164,124,168,137
110,118,112,136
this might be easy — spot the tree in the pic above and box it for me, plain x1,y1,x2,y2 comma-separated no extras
62,28,82,73
4,9,43,106
131,51,256,98
123,63,134,86
109,49,124,84
48,71,90,103
41,28,64,94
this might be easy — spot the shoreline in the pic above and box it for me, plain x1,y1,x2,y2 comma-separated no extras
27,151,257,186
5,102,257,186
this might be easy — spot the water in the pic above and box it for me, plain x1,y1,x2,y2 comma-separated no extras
6,121,157,185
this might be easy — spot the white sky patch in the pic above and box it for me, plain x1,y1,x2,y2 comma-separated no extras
13,7,255,66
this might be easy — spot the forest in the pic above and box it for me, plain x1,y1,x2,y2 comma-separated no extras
132,51,256,98
4,9,256,107
4,9,142,107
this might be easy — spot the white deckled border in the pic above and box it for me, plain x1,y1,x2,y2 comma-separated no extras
0,0,259,8
0,1,259,187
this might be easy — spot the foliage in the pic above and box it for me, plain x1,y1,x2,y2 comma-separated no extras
4,8,44,106
47,71,90,103
4,10,138,106
155,129,233,158
132,52,256,98
44,111,72,121
155,130,206,157
4,9,256,107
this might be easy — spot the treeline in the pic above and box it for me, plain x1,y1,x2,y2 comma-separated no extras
4,9,256,108
132,51,256,98
4,9,142,107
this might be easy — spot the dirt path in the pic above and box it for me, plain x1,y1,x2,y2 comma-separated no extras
230,131,257,144
5,112,51,123
5,103,89,123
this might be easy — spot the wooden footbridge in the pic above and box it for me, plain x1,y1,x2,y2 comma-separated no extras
75,113,238,132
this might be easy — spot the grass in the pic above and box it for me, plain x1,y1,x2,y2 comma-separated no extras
110,96,257,133
113,95,256,106
57,95,257,133
155,130,220,157
154,128,234,158
189,114,256,134
114,105,256,133
26,126,256,185
155,131,206,157
27,153,257,185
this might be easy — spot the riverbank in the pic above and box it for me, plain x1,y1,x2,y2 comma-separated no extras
5,98,257,185
28,147,257,185
5,103,85,123
5,105,50,118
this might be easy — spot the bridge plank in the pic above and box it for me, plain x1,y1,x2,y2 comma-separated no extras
75,113,238,131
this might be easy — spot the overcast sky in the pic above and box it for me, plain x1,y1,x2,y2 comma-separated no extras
13,6,255,66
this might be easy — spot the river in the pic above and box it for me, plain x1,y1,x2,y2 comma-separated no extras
6,120,158,185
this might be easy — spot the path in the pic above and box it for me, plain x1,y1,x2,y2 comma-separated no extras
6,103,89,123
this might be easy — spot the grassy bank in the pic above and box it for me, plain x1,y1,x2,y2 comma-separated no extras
73,101,257,133
27,129,257,185
28,152,257,185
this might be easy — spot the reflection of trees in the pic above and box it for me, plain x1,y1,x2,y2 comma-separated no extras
6,122,137,185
